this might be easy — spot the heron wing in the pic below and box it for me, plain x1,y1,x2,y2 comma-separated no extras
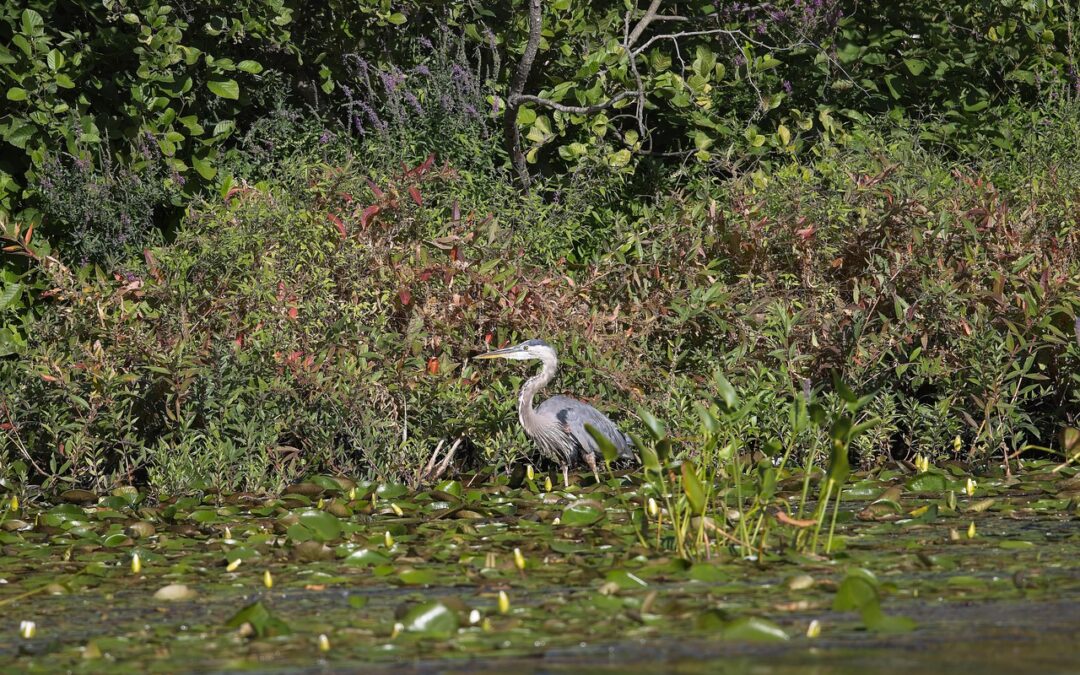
536,395,632,461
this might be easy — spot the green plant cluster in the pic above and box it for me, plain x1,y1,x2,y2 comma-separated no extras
1,1,1078,491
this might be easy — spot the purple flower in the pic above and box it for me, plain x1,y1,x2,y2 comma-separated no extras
782,80,793,94
319,130,332,144
403,91,423,114
419,36,433,50
413,64,431,77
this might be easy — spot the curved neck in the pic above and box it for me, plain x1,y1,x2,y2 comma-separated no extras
518,353,557,432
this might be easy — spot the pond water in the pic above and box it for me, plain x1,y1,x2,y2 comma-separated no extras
1,464,1078,672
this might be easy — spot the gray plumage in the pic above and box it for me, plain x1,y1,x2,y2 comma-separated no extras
475,339,632,478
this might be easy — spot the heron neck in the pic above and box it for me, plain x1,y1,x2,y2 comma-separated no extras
519,356,557,431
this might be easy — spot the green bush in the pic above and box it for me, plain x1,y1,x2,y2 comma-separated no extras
3,106,1078,490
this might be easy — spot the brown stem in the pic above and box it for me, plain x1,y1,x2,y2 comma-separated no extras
503,0,543,192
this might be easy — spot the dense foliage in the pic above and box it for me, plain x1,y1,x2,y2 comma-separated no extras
1,1,1078,490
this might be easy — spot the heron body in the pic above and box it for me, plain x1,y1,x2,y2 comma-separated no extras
475,339,633,482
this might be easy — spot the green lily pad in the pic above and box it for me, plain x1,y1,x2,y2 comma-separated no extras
402,600,458,637
561,500,605,526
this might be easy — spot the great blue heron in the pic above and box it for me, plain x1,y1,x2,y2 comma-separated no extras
474,339,633,484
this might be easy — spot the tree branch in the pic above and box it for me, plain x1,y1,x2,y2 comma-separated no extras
503,0,543,192
511,90,639,115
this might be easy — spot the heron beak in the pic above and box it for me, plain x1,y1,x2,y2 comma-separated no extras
473,345,522,360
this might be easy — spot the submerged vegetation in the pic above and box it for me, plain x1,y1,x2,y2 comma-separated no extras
1,0,1080,668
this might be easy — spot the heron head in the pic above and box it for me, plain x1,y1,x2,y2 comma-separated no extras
474,338,556,362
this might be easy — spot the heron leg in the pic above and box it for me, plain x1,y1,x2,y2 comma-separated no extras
583,451,600,484
562,465,569,488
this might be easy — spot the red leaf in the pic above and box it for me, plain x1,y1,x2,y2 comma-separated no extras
795,225,816,241
399,288,412,305
234,333,244,348
451,200,460,222
0,422,12,431
366,179,385,199
287,350,302,364
449,245,459,262
408,185,422,207
328,213,346,239
426,357,439,375
339,192,353,203
418,153,435,176
288,306,298,320
360,204,381,227
41,374,58,383
277,281,286,301
484,332,493,345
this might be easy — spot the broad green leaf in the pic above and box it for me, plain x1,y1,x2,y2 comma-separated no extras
720,617,788,641
207,80,240,100
681,461,706,515
561,500,604,526
296,508,342,541
402,601,458,637
584,423,619,463
6,88,28,101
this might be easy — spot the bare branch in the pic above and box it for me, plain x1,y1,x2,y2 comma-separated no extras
512,90,639,115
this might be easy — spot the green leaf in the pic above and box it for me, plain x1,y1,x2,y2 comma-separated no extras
584,423,619,463
693,45,716,79
6,88,28,101
226,601,291,637
402,601,458,637
207,80,240,100
343,548,391,567
903,58,928,76
191,155,216,180
639,409,666,440
21,9,44,37
236,60,263,74
681,461,707,515
720,617,789,641
561,500,604,526
47,49,64,71
714,372,737,409
296,508,342,542
387,12,407,25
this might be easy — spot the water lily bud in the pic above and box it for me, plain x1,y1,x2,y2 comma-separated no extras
552,517,561,526
947,490,957,511
481,617,493,632
317,634,330,652
263,570,273,589
19,621,36,639
513,547,526,571
384,530,394,548
348,487,357,501
965,477,976,497
543,476,553,492
391,502,403,517
497,590,510,615
224,526,232,540
526,465,535,481
9,495,18,511
953,435,962,453
647,497,659,518
915,454,929,473
317,498,325,509
390,622,403,639
468,609,481,625
130,552,142,575
806,619,821,638
485,552,496,569
226,558,242,572
967,521,976,539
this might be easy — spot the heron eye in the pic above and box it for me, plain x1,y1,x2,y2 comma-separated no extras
523,345,530,351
